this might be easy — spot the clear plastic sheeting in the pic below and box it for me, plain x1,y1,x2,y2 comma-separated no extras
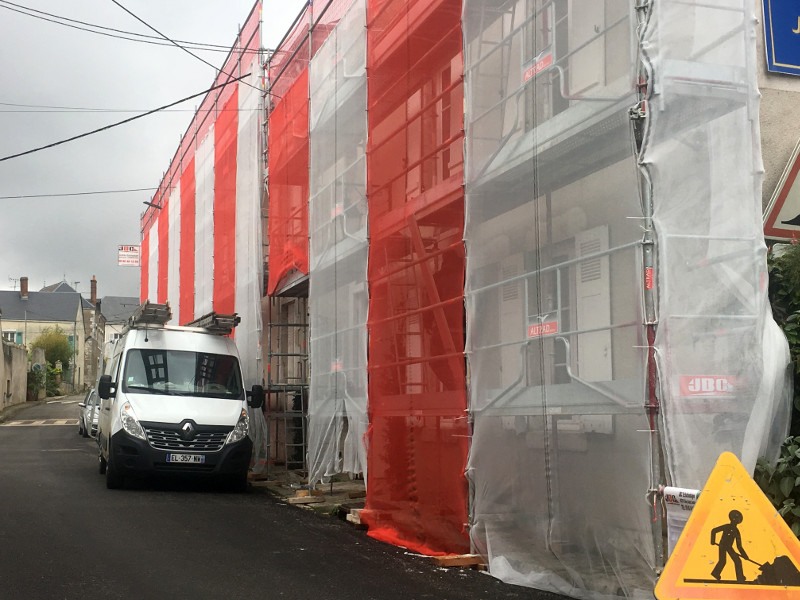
236,63,265,388
463,0,790,598
464,0,653,596
307,0,368,486
194,129,215,318
642,1,791,487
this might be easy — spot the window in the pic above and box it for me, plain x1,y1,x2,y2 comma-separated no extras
2,331,22,344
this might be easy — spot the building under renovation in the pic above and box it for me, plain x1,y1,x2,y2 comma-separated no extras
138,1,793,597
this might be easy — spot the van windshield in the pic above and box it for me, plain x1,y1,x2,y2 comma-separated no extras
121,349,244,399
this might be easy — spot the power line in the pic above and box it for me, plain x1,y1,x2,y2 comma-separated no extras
0,102,258,114
110,0,261,92
0,0,249,53
0,187,157,200
0,73,249,163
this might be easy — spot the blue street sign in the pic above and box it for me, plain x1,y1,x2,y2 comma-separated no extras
763,1,800,76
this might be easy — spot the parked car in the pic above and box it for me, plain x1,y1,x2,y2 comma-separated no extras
78,388,99,438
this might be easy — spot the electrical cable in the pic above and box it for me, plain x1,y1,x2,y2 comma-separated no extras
109,0,262,92
0,73,249,163
0,188,157,200
0,0,248,53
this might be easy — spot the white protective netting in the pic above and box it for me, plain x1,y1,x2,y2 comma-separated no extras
236,63,265,388
463,0,790,598
642,0,791,487
194,127,215,318
307,0,369,486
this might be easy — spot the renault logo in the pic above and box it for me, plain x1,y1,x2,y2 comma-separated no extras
179,421,196,441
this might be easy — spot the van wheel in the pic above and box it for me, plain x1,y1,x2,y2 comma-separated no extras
81,423,89,439
105,448,124,489
98,453,107,475
78,420,85,436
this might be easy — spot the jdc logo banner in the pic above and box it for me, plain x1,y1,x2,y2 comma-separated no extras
763,0,800,76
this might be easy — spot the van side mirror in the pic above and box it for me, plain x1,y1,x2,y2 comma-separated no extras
247,385,265,409
98,374,115,399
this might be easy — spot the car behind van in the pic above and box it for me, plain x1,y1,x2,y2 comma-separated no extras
96,303,263,491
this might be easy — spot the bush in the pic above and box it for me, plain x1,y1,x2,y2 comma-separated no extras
26,367,44,399
760,245,800,538
754,437,800,538
767,243,800,435
45,362,61,397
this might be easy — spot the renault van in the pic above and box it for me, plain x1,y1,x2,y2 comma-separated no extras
96,303,264,491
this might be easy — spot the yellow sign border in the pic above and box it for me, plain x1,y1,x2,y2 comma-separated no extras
655,452,800,599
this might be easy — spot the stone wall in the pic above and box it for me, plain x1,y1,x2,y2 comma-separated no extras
2,339,28,409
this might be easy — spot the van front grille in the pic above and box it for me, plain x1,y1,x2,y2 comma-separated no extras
144,426,230,452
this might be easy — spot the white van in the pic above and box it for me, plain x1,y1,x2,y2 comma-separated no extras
96,303,264,491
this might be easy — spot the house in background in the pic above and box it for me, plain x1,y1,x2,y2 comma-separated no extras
96,295,139,364
0,277,87,391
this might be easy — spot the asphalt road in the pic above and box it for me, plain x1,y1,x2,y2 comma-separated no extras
0,396,567,600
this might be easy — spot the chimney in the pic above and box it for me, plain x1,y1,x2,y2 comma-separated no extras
20,277,28,300
90,275,97,306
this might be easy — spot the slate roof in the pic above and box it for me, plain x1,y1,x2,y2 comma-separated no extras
39,281,77,293
99,296,140,324
0,290,82,322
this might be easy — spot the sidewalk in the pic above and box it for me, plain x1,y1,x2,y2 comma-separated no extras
249,468,367,519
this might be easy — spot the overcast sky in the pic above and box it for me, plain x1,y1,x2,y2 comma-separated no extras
0,0,306,299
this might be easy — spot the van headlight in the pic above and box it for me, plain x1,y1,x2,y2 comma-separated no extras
226,409,249,445
120,402,146,440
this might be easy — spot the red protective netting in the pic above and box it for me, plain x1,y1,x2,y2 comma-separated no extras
179,154,196,324
213,88,239,316
141,1,261,313
363,0,468,556
157,199,169,305
267,67,310,295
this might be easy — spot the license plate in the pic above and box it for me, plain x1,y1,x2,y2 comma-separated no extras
166,453,205,464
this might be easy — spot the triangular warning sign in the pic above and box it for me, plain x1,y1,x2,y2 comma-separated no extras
764,139,800,241
655,452,800,599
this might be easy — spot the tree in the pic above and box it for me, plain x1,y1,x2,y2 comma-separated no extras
30,326,72,367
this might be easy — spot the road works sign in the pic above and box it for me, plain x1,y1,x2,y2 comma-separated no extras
655,452,800,599
764,139,800,241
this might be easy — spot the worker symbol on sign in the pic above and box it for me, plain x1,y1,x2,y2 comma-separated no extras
656,452,800,600
683,508,800,586
710,510,747,582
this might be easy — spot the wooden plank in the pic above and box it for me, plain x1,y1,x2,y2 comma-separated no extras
432,555,485,568
285,496,325,505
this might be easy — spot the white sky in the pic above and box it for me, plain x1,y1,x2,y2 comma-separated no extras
0,0,307,298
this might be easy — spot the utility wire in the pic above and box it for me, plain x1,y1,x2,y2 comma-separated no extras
0,74,249,163
110,0,261,92
0,188,157,200
0,0,247,53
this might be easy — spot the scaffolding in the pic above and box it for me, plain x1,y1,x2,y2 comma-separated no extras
264,319,309,475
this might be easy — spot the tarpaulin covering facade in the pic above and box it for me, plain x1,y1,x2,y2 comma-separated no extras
140,2,263,387
307,0,370,486
360,0,469,555
266,8,311,295
462,0,790,597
